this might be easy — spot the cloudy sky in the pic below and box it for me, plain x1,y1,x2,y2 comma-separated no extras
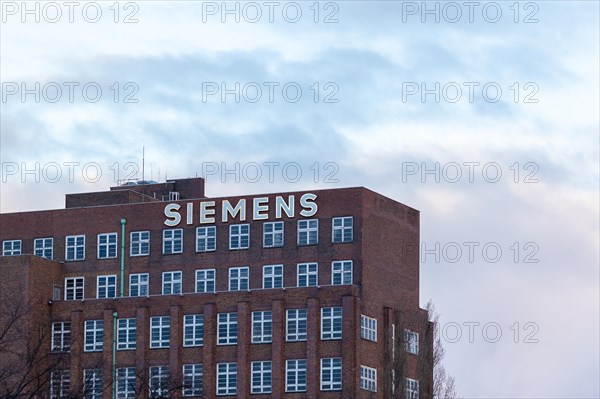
1,1,598,397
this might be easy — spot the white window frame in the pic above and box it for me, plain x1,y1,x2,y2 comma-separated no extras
51,321,71,352
130,231,150,257
332,260,353,285
262,264,283,289
2,239,22,256
149,365,170,397
217,313,238,345
263,221,284,247
229,224,250,250
84,320,104,352
251,360,272,394
150,316,170,348
320,357,342,391
361,315,377,342
97,232,118,259
117,318,136,350
228,267,249,291
34,237,53,259
182,364,203,397
162,228,183,254
251,310,272,343
65,235,85,261
360,365,377,392
97,275,117,299
183,314,204,347
116,367,136,399
83,369,102,399
285,359,307,392
129,273,149,297
406,378,420,399
162,271,182,295
216,362,237,396
405,330,419,355
196,226,216,252
50,370,70,399
297,219,318,245
297,262,318,287
286,309,307,342
332,216,353,243
64,277,84,300
321,307,342,340
195,269,216,293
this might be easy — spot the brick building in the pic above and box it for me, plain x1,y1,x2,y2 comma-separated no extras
0,177,433,398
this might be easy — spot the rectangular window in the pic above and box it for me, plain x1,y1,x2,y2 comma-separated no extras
297,263,318,287
116,367,136,399
130,231,150,256
332,260,353,285
97,275,117,299
321,307,342,340
129,273,149,297
228,267,249,291
84,320,103,352
297,219,318,245
332,216,353,243
50,370,70,399
183,314,204,347
361,315,377,342
117,318,136,350
216,363,237,396
51,322,71,352
163,229,183,254
195,269,216,293
183,364,203,397
229,224,250,250
2,239,22,256
360,365,377,392
65,235,85,261
251,311,272,343
217,313,237,345
286,309,307,342
320,357,342,391
149,366,170,397
262,264,283,289
65,277,84,300
285,359,307,392
251,361,272,394
263,221,284,247
162,271,182,295
97,232,118,259
196,226,216,252
406,378,419,399
83,369,102,399
405,330,419,355
150,316,170,348
34,237,53,259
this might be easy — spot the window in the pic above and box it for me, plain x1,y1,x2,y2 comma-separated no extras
251,311,272,343
297,263,318,287
196,226,216,252
217,313,237,345
229,224,250,250
228,267,249,291
251,361,272,394
97,232,117,259
84,320,103,352
117,318,136,350
183,314,204,347
405,330,419,355
183,364,203,397
162,271,182,295
163,228,183,254
83,369,102,399
130,231,150,256
116,367,136,399
195,269,216,293
285,359,307,392
34,237,53,259
360,366,377,392
97,275,117,299
297,219,318,245
263,221,284,247
361,315,377,342
286,309,307,342
64,277,84,300
332,216,353,243
51,322,71,352
149,366,170,397
50,370,70,399
320,357,342,391
65,235,85,261
129,273,149,297
332,260,353,285
2,239,21,256
216,363,237,396
406,378,419,399
262,265,283,289
321,307,342,340
150,316,170,348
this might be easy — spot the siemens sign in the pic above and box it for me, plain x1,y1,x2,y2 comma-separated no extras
164,193,318,227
